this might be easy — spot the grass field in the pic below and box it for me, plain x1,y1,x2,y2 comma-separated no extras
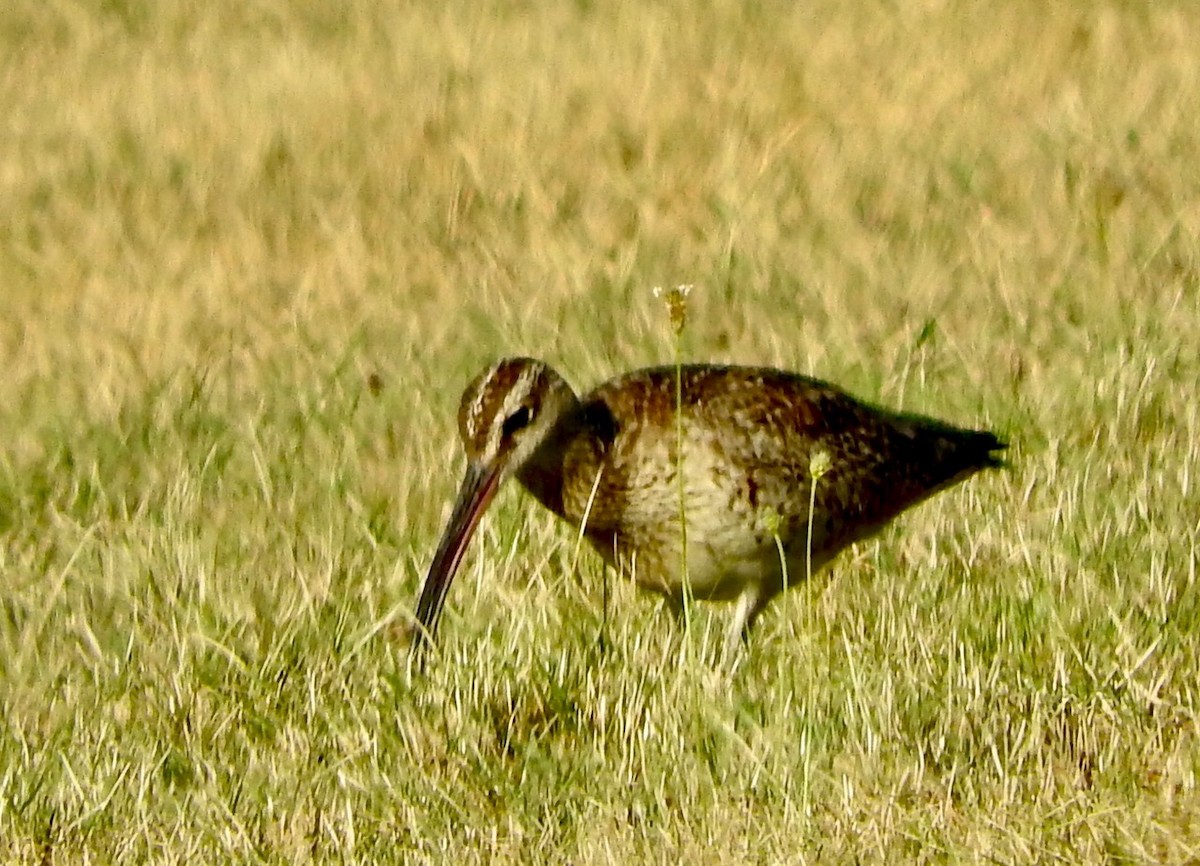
2,0,1199,862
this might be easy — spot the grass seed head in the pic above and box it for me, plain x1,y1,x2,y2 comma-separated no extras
653,284,694,336
809,449,832,481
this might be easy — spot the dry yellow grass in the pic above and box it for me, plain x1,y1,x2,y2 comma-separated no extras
1,0,1199,862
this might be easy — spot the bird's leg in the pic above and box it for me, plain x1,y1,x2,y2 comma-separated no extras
660,594,687,624
724,586,769,661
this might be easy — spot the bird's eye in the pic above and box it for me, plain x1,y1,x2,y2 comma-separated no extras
501,405,534,437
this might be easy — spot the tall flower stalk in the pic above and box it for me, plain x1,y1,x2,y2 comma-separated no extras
655,284,693,630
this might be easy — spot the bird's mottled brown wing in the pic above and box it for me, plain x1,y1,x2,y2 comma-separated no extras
560,367,841,536
563,365,1000,552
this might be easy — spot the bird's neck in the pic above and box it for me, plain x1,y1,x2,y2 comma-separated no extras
515,456,566,520
513,410,585,521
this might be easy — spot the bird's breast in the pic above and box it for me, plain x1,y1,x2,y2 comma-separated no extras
558,420,819,601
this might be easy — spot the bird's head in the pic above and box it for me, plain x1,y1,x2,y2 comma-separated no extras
456,357,578,480
412,358,577,661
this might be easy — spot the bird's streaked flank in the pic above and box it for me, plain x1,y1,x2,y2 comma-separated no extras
413,358,1006,661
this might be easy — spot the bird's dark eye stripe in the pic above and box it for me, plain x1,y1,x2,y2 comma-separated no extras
502,405,534,437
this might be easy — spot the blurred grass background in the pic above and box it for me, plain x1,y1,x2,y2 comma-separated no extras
1,0,1198,862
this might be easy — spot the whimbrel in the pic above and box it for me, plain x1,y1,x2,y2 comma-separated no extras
412,358,1005,659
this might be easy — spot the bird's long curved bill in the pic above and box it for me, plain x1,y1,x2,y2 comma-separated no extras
411,461,502,660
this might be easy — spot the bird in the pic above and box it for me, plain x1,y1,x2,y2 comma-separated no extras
412,357,1006,661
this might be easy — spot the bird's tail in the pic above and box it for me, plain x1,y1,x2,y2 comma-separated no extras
887,407,1008,490
926,425,1008,488
957,428,1008,470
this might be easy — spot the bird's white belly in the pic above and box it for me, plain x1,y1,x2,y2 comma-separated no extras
581,420,860,604
614,526,837,604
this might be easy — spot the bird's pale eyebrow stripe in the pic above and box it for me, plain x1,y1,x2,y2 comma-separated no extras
499,363,545,420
